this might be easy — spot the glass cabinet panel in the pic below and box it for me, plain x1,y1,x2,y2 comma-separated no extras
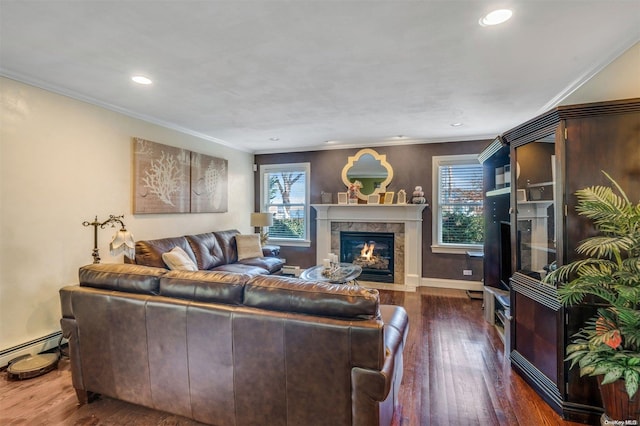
514,135,557,281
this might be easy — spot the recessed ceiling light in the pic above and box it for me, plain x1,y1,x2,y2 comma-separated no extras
450,122,464,127
479,9,513,26
131,75,152,85
325,140,337,144
269,137,280,141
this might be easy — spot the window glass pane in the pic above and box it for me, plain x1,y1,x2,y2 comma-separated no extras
268,205,305,239
263,168,308,240
439,163,484,245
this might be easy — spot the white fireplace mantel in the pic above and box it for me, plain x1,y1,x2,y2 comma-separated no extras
311,204,427,289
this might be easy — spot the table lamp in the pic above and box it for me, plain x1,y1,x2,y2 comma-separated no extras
250,212,273,245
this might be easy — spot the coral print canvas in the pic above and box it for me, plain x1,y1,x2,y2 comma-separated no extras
190,152,228,213
133,138,190,214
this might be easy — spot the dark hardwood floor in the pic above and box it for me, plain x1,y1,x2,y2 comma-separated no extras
0,287,586,425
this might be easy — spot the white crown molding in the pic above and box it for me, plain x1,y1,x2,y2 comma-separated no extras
0,70,252,153
253,134,496,155
537,36,640,114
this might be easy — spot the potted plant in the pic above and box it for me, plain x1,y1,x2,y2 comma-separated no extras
544,171,640,423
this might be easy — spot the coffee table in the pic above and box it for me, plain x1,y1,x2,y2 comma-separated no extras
300,262,362,285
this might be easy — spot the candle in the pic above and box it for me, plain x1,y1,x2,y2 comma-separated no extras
323,259,330,268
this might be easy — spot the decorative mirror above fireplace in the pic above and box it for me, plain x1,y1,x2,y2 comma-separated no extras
341,148,393,201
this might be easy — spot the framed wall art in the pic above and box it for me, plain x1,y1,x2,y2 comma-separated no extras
190,152,228,213
133,138,229,214
133,138,190,214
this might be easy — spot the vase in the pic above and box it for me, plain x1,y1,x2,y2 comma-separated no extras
598,377,640,424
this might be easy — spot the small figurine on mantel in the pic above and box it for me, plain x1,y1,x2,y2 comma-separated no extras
348,180,362,204
411,186,427,204
397,189,407,204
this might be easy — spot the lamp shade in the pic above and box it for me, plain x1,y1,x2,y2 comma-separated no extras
110,229,136,259
250,212,273,227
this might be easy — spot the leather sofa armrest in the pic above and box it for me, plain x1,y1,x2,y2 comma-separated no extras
351,305,407,426
261,244,280,257
351,323,403,426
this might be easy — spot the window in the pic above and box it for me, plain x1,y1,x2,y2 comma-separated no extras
431,154,484,254
260,163,311,247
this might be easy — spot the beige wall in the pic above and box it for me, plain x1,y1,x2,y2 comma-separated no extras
0,77,254,355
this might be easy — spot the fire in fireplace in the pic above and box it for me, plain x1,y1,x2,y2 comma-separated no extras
340,231,394,283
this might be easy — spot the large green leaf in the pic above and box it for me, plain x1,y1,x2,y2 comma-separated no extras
602,366,625,384
624,370,639,398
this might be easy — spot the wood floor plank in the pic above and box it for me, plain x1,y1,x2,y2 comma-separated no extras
1,287,586,425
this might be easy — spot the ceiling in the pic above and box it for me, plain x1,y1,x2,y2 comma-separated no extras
1,1,638,154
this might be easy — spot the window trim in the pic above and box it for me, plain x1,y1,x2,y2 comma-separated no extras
259,162,311,247
431,154,484,255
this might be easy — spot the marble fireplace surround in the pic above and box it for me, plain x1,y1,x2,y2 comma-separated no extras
312,204,427,291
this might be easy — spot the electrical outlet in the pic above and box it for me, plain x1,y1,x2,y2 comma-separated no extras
463,269,473,276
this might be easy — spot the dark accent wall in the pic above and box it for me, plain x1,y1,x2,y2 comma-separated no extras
254,139,490,281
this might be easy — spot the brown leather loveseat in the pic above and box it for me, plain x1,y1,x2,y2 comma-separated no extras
126,229,284,275
59,263,409,426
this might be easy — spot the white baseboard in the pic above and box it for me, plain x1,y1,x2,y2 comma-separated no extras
420,277,484,291
0,331,62,368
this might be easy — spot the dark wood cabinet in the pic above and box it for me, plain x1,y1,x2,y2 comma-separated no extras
480,138,513,348
500,98,640,423
479,137,511,291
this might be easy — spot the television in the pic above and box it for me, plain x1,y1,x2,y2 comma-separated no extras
499,221,512,289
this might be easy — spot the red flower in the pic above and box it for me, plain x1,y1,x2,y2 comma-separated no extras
605,330,622,349
596,316,622,349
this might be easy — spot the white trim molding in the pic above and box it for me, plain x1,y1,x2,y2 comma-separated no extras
420,277,483,291
0,331,62,368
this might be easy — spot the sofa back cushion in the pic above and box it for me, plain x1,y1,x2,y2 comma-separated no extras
134,236,197,269
185,232,226,270
159,270,249,305
79,263,166,295
244,275,380,320
213,230,240,264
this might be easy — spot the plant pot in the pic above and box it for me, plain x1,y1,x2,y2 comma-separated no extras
598,376,640,423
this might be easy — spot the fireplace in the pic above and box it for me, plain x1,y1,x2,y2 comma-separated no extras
340,231,394,283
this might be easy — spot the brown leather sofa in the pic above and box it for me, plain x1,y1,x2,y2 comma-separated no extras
125,229,284,275
60,263,409,426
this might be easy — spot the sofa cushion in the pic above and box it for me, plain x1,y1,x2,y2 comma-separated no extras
162,246,198,271
159,270,249,305
237,256,284,274
244,275,380,320
212,263,269,275
213,229,240,264
235,234,263,260
79,263,166,295
134,236,197,269
185,232,226,270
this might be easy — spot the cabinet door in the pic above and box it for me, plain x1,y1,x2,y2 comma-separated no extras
514,136,557,280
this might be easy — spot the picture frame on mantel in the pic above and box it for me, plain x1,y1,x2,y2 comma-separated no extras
337,192,348,204
367,194,380,204
383,192,394,204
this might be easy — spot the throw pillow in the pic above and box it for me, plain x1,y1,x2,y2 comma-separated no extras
236,234,263,260
162,246,198,271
